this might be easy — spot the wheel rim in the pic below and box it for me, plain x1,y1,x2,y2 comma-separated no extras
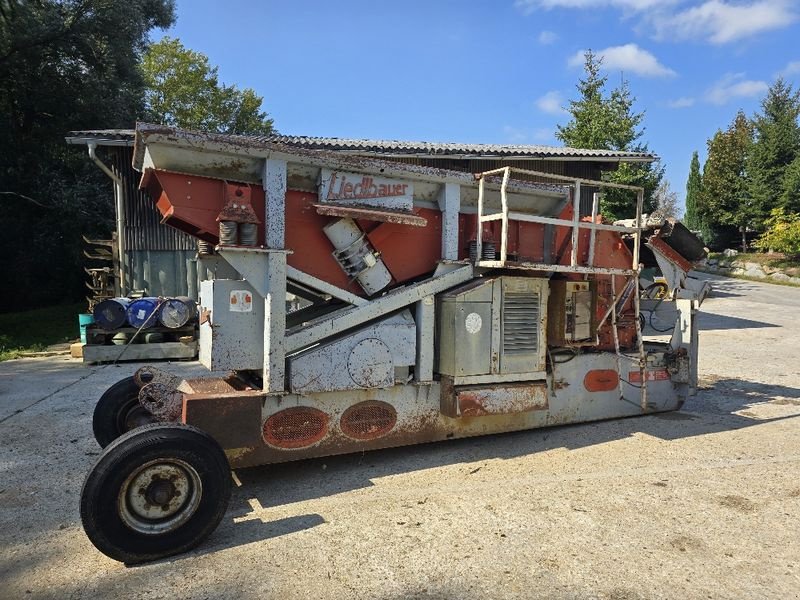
117,458,203,535
118,399,155,433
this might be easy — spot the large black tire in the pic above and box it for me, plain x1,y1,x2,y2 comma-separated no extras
80,423,232,564
93,376,156,448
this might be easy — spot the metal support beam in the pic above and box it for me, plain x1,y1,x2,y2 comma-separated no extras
264,252,287,393
437,183,461,260
286,265,473,353
570,181,581,267
286,266,367,306
415,296,434,382
264,159,287,248
263,158,287,393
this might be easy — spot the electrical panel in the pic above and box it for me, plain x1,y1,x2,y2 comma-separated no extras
547,280,596,346
438,276,548,379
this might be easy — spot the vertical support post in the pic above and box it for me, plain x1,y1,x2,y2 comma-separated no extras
588,191,600,267
569,181,581,267
437,183,461,261
500,167,510,263
263,158,287,394
633,189,643,271
476,176,484,263
674,298,698,396
415,296,434,382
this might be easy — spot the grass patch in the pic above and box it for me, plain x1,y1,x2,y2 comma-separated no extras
0,302,85,361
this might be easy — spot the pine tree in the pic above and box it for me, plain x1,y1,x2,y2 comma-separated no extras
746,79,800,227
684,151,703,232
782,155,800,213
699,112,754,250
556,51,663,220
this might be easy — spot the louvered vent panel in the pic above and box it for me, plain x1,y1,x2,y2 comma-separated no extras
502,292,540,355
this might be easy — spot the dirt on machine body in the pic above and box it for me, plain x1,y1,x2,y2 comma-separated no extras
79,123,707,564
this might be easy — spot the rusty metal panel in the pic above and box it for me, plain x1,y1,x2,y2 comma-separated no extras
314,203,427,227
456,382,548,417
182,392,264,451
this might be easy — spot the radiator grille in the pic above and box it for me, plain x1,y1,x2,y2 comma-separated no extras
502,292,540,355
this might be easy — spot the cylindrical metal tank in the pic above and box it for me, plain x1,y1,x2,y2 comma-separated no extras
93,298,131,330
323,218,392,295
126,297,161,329
158,297,197,329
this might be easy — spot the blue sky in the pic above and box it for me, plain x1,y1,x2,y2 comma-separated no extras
159,0,800,212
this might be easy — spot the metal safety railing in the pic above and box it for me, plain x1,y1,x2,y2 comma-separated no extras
474,166,649,410
474,166,645,276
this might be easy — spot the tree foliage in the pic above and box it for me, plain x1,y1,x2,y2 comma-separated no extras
782,154,800,214
698,111,754,233
556,51,663,221
752,207,800,257
142,37,274,135
746,79,800,227
0,0,175,311
684,151,703,232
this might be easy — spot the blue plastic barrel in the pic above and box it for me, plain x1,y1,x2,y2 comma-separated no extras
158,297,197,329
126,297,161,329
78,313,94,344
93,298,131,330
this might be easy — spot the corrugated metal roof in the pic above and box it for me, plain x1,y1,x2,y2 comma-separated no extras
67,128,656,161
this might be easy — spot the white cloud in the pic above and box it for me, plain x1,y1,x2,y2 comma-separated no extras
779,60,800,77
533,128,555,142
704,73,768,105
568,44,676,78
535,90,567,114
667,97,696,108
516,0,798,45
515,0,672,12
651,0,797,44
538,30,559,44
503,125,529,142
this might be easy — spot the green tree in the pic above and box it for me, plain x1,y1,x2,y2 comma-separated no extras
699,111,754,250
782,155,800,213
556,51,663,220
746,79,800,227
684,151,703,232
0,0,175,311
142,37,274,135
753,207,800,257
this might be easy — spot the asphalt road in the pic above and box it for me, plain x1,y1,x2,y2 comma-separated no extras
0,273,799,599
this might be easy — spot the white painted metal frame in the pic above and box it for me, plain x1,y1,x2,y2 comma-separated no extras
474,166,645,276
475,166,649,410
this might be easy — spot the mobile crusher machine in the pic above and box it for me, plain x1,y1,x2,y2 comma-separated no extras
80,124,704,563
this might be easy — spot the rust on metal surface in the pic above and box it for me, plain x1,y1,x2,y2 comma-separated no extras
583,369,620,392
263,407,330,449
138,382,183,422
339,401,397,440
314,203,428,227
648,236,693,273
133,365,181,390
182,392,264,451
217,182,261,225
456,382,549,417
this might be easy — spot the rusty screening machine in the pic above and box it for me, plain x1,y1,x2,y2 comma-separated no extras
80,124,704,563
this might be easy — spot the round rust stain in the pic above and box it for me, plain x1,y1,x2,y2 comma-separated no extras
583,369,620,392
340,401,397,440
263,407,329,449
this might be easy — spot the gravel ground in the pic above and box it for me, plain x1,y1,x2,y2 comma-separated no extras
1,273,799,600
